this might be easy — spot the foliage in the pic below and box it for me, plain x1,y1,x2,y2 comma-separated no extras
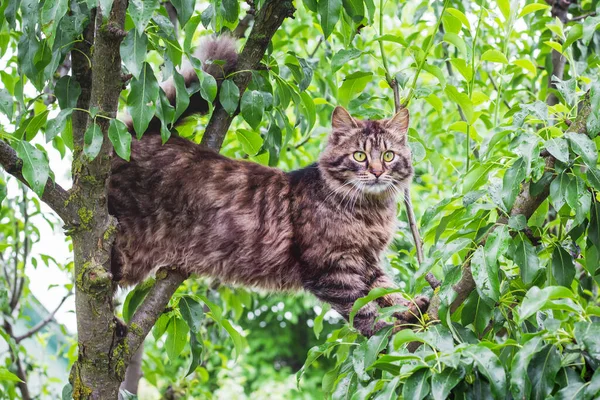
1,0,600,398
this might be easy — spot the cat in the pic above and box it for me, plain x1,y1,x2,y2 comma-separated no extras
108,36,429,337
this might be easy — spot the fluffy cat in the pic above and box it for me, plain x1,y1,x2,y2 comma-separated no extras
108,36,428,337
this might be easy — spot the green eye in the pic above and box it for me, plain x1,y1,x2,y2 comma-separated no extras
383,151,395,162
353,151,367,162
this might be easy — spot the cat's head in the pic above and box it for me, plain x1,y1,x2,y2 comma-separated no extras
319,106,413,198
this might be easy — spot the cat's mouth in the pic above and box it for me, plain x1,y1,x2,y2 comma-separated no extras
361,181,395,194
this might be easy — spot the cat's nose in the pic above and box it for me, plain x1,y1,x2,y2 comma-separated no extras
370,169,384,178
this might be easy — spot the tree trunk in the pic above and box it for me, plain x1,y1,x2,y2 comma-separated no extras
69,2,128,398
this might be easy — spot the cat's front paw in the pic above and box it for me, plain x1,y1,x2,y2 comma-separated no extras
393,295,430,326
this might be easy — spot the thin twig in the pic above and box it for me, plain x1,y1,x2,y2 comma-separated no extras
568,11,596,22
378,1,430,288
308,37,323,58
14,291,73,343
488,73,511,109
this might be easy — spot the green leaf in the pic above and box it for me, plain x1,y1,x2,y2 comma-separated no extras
179,296,204,333
331,49,363,73
582,15,600,45
574,321,600,360
550,172,572,211
431,368,462,400
120,30,148,79
462,291,493,334
364,326,392,368
518,3,550,18
179,296,204,376
45,109,73,143
62,383,73,400
446,8,471,31
319,0,342,39
513,59,538,75
165,316,189,361
170,0,194,26
502,158,526,212
240,90,264,129
349,287,401,326
153,313,170,340
375,376,400,400
122,278,154,323
402,369,430,400
127,62,159,138
313,303,329,339
40,0,68,44
342,0,364,22
512,234,542,285
463,345,507,399
552,245,575,287
83,122,103,160
471,246,500,305
519,286,575,321
422,63,446,88
108,119,132,161
99,0,114,14
199,70,217,103
481,49,508,64
54,75,81,110
197,294,246,360
236,129,263,156
563,24,583,50
219,79,240,117
565,132,598,167
445,85,474,124
0,88,13,120
545,137,569,163
484,225,510,267
338,71,372,107
128,0,160,35
443,33,467,56
527,345,561,400
171,70,190,122
587,167,600,191
510,336,544,399
450,58,472,82
155,88,175,143
16,140,49,196
220,0,239,23
0,367,23,382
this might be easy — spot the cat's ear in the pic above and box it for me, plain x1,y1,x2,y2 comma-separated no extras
385,108,409,143
332,106,358,130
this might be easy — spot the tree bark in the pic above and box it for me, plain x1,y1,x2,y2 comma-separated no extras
68,1,128,398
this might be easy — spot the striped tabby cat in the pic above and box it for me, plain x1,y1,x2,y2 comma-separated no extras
109,36,428,337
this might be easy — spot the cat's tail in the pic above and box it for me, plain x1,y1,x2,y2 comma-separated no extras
122,35,238,134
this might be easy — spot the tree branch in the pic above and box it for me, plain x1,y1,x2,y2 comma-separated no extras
200,0,295,149
427,94,592,321
13,291,73,343
0,141,77,224
124,269,188,357
3,322,31,400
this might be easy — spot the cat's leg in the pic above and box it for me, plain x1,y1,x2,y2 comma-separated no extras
303,271,389,337
369,275,429,327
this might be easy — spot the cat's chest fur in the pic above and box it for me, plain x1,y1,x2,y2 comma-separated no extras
289,166,397,272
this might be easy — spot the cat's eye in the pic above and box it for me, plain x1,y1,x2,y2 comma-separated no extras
383,151,395,162
353,151,367,162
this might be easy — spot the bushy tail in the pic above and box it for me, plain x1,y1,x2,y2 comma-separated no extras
124,35,238,135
